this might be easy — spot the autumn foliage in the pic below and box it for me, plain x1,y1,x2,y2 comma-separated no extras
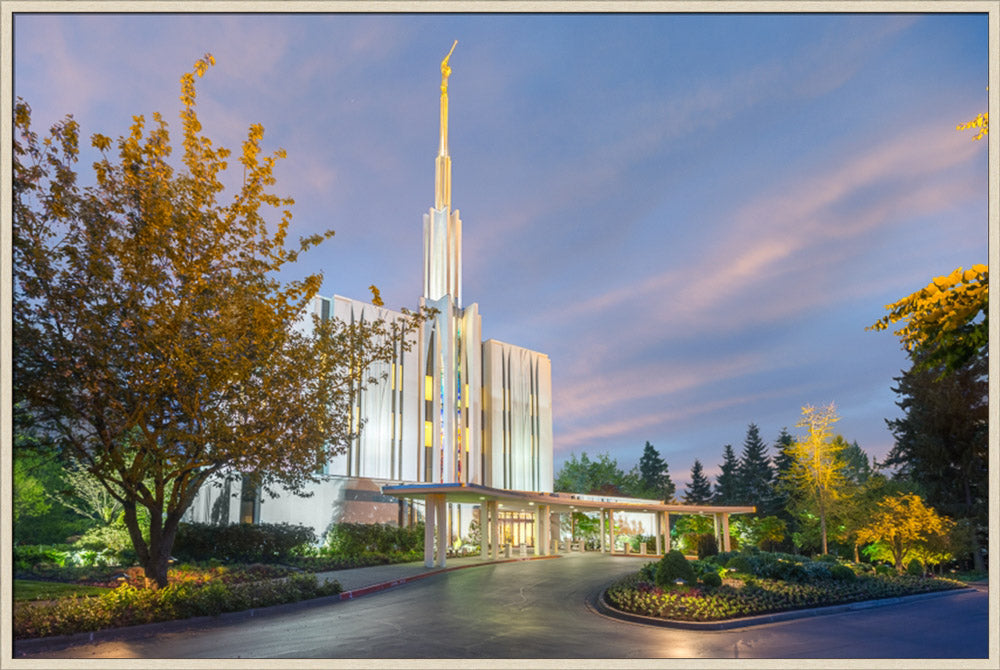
13,55,428,588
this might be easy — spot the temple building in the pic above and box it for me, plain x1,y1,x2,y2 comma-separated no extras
185,45,753,562
185,43,553,543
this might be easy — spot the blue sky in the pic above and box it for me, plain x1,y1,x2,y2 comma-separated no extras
11,10,990,491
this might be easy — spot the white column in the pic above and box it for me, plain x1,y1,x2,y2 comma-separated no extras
435,495,448,567
534,507,542,556
713,513,721,551
480,503,488,560
600,509,607,553
490,501,500,560
424,497,436,568
655,512,663,555
541,505,551,556
664,512,671,552
609,510,615,554
722,513,731,552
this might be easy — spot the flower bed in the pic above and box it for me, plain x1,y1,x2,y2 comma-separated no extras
605,572,965,622
14,572,343,640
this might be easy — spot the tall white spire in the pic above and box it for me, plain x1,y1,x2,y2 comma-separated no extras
424,40,462,306
435,40,457,211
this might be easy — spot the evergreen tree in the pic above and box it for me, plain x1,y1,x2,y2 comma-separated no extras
713,444,740,505
883,350,987,571
737,423,775,513
771,427,797,526
683,459,713,504
840,440,873,486
636,442,676,502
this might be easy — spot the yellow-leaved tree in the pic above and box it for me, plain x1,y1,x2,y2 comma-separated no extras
868,265,987,375
780,403,848,556
869,105,988,374
13,55,429,587
855,493,952,574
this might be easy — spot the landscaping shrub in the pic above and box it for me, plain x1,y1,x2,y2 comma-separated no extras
322,522,423,557
700,572,722,588
815,553,839,563
606,571,965,623
907,559,924,576
875,564,892,575
830,565,856,581
172,522,316,563
695,533,719,559
725,554,754,575
13,545,73,571
710,551,739,567
801,561,832,581
654,550,696,587
14,572,342,639
14,544,122,571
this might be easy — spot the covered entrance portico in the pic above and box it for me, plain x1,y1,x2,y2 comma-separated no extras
382,482,755,568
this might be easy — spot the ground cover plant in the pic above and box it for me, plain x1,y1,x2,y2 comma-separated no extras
605,549,965,622
12,521,429,640
13,572,343,640
14,580,112,602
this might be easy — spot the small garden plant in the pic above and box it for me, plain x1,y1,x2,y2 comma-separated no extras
12,521,430,640
605,548,965,622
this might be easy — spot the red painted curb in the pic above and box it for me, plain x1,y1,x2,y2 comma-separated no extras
337,554,561,601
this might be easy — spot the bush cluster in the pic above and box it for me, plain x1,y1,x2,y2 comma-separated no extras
14,544,122,571
607,570,964,622
700,571,723,588
322,522,424,557
654,550,696,587
14,572,342,640
172,522,316,563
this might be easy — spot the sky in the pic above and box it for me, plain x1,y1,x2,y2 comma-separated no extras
9,9,991,492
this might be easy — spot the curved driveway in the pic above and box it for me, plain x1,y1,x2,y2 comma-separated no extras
15,553,990,659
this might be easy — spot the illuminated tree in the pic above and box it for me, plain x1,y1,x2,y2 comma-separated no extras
781,403,848,555
868,265,987,375
13,55,427,587
856,493,952,574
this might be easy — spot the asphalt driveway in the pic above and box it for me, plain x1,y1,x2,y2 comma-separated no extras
12,553,991,661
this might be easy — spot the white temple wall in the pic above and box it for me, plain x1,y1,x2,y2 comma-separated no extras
482,339,553,492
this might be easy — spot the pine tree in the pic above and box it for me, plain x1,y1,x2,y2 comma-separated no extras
713,444,740,505
683,459,713,504
771,427,797,522
636,442,676,502
737,423,775,514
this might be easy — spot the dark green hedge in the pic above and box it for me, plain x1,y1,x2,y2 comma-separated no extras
172,522,316,563
323,522,424,556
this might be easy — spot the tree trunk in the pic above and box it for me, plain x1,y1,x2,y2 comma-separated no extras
961,476,985,573
819,500,828,555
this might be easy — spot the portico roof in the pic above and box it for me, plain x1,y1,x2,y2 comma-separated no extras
381,482,755,516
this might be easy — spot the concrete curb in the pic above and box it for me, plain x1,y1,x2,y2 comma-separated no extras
13,554,561,656
592,585,976,630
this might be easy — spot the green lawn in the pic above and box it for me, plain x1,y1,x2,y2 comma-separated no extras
14,579,112,602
